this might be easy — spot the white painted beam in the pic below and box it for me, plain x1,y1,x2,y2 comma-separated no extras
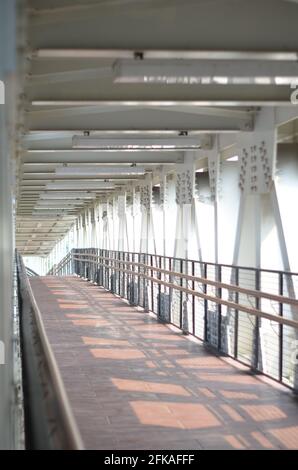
27,67,111,85
28,0,298,53
23,151,184,164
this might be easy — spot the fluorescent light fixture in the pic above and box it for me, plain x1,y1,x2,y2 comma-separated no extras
40,192,97,199
196,168,207,173
45,181,116,190
35,201,84,207
26,214,76,219
35,49,298,61
34,207,79,211
30,100,293,107
32,207,74,211
27,130,198,137
227,155,239,161
55,166,146,176
72,136,202,150
32,209,74,213
113,59,298,85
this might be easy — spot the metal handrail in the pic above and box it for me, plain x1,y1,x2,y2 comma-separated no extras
25,266,39,277
16,252,84,450
72,253,298,309
71,255,298,330
76,247,298,276
48,248,298,278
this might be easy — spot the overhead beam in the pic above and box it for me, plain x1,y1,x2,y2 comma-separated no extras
26,105,254,131
15,231,69,235
22,150,184,164
23,126,250,142
16,242,61,246
27,66,112,85
28,0,298,52
21,175,145,181
16,237,68,241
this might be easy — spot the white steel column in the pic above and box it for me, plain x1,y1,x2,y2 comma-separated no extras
0,0,17,449
207,138,221,264
236,108,278,370
160,169,168,257
174,153,196,259
140,176,156,255
117,193,128,252
173,153,196,334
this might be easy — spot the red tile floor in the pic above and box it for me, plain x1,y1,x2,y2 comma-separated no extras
29,276,298,450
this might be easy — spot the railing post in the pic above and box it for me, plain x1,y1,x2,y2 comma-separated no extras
179,259,183,330
217,264,222,352
111,251,115,294
279,272,284,382
92,249,95,283
108,251,111,291
95,249,98,285
150,254,154,312
253,269,261,371
100,249,103,286
114,251,117,293
145,254,149,312
157,256,161,318
129,253,133,303
192,261,195,336
125,252,128,300
204,263,208,343
234,267,239,359
182,260,189,335
121,251,125,297
118,251,121,295
109,250,112,291
137,253,141,306
105,250,108,289
132,252,137,305
168,257,172,324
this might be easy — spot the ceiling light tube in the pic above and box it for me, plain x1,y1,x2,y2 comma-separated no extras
35,202,84,207
35,49,298,61
72,136,202,150
40,192,97,199
32,210,75,214
55,166,146,176
45,182,115,190
34,207,80,211
226,155,239,161
113,59,298,85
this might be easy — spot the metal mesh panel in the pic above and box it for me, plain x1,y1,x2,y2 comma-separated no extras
193,261,205,340
171,258,182,328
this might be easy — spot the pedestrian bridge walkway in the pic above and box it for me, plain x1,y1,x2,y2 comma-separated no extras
27,275,298,450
